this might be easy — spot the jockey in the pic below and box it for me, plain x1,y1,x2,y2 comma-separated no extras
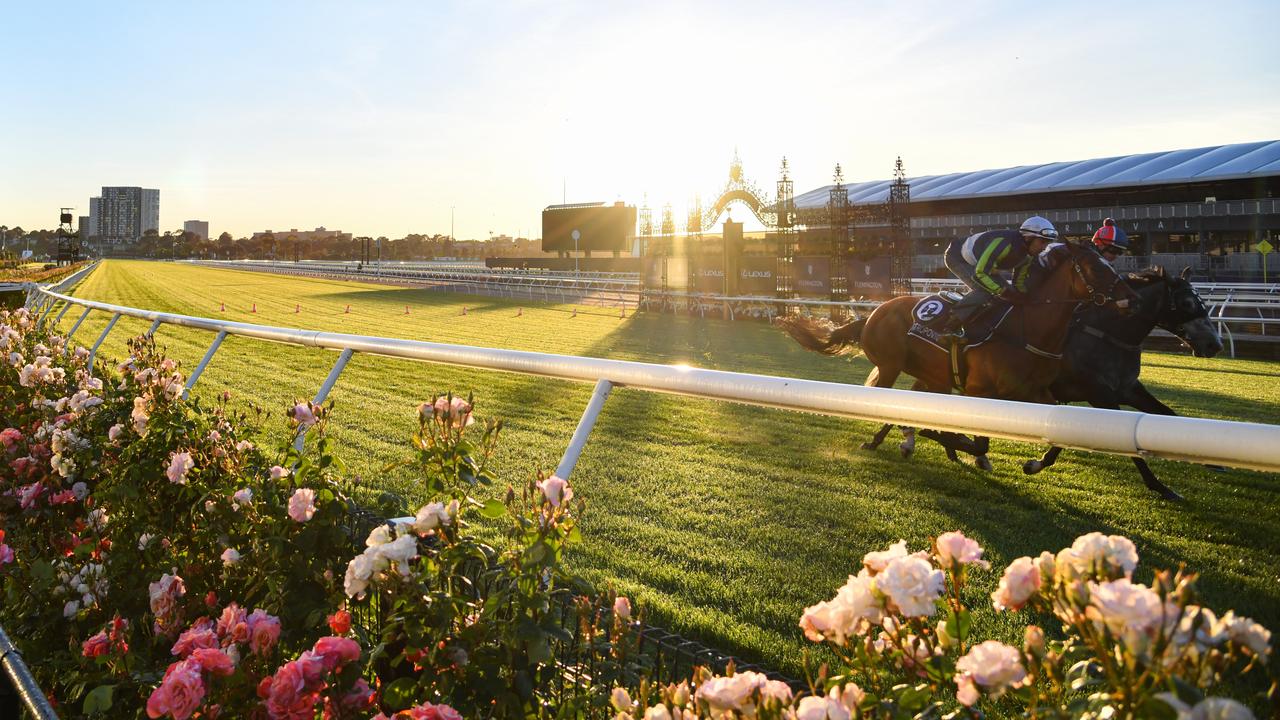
1091,217,1129,265
939,216,1060,335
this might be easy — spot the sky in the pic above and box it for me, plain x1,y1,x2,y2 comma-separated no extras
2,0,1277,240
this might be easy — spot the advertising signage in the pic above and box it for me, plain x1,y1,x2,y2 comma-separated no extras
738,257,776,296
795,256,831,297
693,256,726,293
848,256,894,299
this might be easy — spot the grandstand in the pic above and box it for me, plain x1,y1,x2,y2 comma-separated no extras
794,140,1280,280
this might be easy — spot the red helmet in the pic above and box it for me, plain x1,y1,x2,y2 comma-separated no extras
1092,218,1129,254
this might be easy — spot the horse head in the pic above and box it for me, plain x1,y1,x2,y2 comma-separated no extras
1040,242,1140,309
1158,266,1223,358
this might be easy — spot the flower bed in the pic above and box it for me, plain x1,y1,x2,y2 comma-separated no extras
1,305,1275,719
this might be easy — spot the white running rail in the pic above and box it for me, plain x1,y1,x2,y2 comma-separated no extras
24,284,1280,476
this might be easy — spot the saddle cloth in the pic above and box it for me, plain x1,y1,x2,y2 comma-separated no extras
907,292,1010,350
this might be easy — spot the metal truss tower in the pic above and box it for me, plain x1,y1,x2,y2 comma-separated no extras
828,163,851,303
775,157,796,297
888,156,912,293
686,196,703,292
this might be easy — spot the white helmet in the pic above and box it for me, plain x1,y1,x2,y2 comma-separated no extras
1019,216,1059,242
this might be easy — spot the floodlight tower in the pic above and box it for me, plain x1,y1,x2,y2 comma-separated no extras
888,156,912,293
775,157,796,297
828,164,850,303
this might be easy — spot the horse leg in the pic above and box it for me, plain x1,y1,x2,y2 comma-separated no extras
972,435,993,472
917,428,978,462
1125,382,1178,416
1088,397,1185,500
899,427,916,458
896,380,930,458
1024,446,1063,475
1131,456,1184,501
862,423,894,451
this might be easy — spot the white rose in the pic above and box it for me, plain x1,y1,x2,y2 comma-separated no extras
344,551,378,598
412,501,452,535
956,641,1026,698
221,548,241,566
877,556,945,617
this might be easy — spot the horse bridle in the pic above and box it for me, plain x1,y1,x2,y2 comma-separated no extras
1070,253,1125,307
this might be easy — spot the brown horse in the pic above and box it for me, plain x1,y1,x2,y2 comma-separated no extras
778,242,1139,469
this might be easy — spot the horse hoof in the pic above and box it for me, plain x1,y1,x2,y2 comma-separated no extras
860,442,878,451
1204,464,1227,473
1159,488,1185,502
975,456,993,472
1023,460,1043,475
945,448,960,463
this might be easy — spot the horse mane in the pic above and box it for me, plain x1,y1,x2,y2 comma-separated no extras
1125,266,1168,287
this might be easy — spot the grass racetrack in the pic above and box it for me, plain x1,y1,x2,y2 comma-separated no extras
52,260,1280,675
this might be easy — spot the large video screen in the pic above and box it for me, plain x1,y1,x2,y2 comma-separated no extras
542,204,636,253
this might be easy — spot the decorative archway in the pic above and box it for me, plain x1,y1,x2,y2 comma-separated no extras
700,152,778,231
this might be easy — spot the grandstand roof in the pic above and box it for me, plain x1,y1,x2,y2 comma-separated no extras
794,140,1280,209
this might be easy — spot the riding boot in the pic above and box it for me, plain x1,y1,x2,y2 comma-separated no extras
939,293,990,337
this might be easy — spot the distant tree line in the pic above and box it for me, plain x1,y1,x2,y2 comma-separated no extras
0,224,544,261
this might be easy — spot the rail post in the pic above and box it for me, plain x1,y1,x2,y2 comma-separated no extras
183,330,228,399
295,348,355,453
65,306,92,342
87,312,122,371
0,624,59,720
554,379,614,480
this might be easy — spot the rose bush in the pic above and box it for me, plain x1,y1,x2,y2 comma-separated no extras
0,308,641,717
614,530,1277,719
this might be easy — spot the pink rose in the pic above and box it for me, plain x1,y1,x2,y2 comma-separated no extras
992,556,1043,612
265,659,315,718
290,403,316,428
536,475,573,508
188,648,235,676
246,610,281,656
613,596,632,621
0,428,21,449
287,488,316,522
431,395,475,428
0,543,13,564
48,489,76,505
146,660,206,720
171,620,218,658
312,636,361,671
935,531,990,570
216,604,247,641
82,632,111,658
341,678,376,710
269,465,290,480
166,452,194,485
220,548,241,566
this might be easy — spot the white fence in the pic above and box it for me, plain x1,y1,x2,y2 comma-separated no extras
192,261,1280,356
24,283,1280,476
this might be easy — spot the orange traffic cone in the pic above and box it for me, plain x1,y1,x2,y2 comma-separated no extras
571,308,577,318
219,302,225,312
516,307,522,317
461,306,468,316
344,304,350,314
295,304,300,313
251,303,257,313
404,305,411,315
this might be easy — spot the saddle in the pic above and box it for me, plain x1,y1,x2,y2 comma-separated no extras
908,292,1013,390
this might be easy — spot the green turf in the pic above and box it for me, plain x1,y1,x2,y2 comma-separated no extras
50,260,1280,676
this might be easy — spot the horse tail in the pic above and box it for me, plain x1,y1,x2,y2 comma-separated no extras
776,314,866,356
